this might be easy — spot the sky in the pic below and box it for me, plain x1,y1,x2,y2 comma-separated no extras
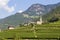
0,0,60,19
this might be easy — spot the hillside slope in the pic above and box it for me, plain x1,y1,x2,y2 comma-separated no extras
43,6,60,22
0,21,60,40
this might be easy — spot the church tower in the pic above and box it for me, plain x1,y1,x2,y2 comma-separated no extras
37,12,43,25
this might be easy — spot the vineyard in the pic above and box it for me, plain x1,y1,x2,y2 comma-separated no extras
0,21,60,40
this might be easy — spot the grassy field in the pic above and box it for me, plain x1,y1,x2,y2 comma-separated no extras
0,21,60,40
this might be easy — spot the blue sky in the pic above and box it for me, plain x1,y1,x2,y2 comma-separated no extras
0,0,60,19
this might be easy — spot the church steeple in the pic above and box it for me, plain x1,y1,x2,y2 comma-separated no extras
37,12,43,25
40,15,42,23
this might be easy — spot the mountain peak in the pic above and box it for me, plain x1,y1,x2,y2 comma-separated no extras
31,3,44,6
27,3,46,12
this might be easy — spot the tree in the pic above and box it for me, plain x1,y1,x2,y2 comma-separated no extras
48,17,59,22
29,23,34,27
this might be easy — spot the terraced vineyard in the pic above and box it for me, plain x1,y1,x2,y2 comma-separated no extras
0,21,60,40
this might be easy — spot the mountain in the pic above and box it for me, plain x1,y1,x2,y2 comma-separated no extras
0,13,32,29
26,4,47,15
43,5,60,22
0,3,60,29
24,3,53,16
23,3,60,16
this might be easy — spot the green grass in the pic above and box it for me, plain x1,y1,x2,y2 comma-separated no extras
0,21,60,40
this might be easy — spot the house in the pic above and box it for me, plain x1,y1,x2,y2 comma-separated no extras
37,21,42,24
8,25,15,30
37,16,43,25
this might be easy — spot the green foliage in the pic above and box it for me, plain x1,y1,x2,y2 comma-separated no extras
0,21,60,40
29,23,34,27
43,6,60,23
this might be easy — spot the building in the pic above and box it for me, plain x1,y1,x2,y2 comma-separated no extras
37,21,42,25
8,25,15,30
37,12,43,25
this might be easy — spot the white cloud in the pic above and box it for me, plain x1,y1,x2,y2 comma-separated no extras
0,0,15,12
4,6,14,12
18,10,23,13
